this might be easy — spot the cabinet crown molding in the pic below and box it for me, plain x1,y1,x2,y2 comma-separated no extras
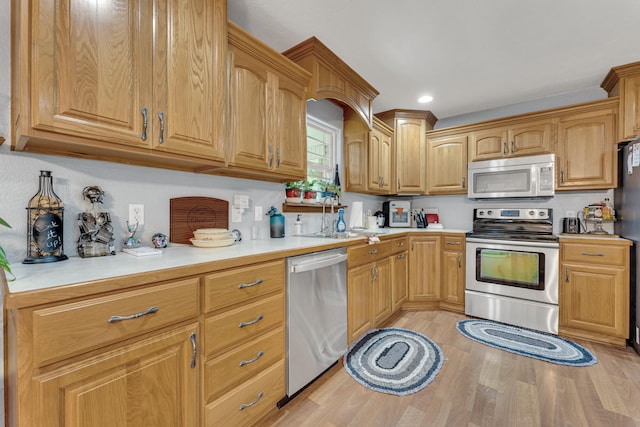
601,61,640,93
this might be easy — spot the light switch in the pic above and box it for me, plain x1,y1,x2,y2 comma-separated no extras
255,206,263,221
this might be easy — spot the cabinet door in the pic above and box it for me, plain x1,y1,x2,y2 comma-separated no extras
275,72,308,178
29,0,151,147
372,258,392,326
31,324,198,427
379,130,392,193
391,251,408,312
408,236,441,301
556,107,617,190
347,264,373,344
507,120,554,157
469,127,508,161
441,249,465,311
368,128,392,193
395,118,426,194
560,263,628,339
152,0,226,161
620,75,640,140
426,133,468,194
344,130,369,193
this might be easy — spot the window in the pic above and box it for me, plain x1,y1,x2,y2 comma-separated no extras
306,116,337,183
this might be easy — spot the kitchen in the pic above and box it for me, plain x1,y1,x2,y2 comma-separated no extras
2,0,640,426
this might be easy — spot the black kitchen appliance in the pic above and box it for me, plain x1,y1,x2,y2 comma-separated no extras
562,217,580,234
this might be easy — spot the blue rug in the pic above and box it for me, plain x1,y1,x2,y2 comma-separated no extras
343,328,444,396
456,319,597,366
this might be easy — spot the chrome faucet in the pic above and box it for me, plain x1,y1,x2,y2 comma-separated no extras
320,196,335,235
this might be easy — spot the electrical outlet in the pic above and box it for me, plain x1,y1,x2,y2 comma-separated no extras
129,204,144,225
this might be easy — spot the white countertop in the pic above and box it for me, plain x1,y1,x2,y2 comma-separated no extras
5,227,466,295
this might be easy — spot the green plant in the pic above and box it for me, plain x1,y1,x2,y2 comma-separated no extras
0,217,15,281
300,179,319,191
324,182,342,197
284,181,303,190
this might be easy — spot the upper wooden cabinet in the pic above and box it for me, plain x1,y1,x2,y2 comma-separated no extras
469,118,554,162
344,112,393,194
12,0,227,171
601,61,640,141
224,22,311,182
426,131,468,194
282,37,379,129
376,110,437,195
555,99,618,190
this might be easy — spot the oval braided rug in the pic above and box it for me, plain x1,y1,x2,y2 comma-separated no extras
343,328,444,396
456,319,597,366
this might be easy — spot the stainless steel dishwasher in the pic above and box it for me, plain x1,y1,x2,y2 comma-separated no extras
285,247,348,400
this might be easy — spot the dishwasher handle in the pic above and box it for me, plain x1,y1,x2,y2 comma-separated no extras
289,253,348,273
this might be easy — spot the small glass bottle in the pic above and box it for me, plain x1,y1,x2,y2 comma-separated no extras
23,171,68,263
336,208,347,233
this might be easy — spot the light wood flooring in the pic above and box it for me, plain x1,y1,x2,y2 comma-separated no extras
262,310,640,427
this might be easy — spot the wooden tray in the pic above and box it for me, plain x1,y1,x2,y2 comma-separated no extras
170,197,229,244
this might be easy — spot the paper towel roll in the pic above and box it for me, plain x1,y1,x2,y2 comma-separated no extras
349,201,364,228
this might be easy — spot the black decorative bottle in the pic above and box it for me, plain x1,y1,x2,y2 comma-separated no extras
23,171,68,263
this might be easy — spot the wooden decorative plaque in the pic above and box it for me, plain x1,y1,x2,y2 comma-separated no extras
170,197,229,244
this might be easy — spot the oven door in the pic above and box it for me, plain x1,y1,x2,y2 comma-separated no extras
465,238,559,304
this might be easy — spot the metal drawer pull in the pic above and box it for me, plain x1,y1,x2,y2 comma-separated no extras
238,278,263,289
397,241,405,247
190,332,197,369
108,306,158,323
397,253,406,259
239,351,264,367
580,252,605,257
240,391,264,411
158,112,165,144
446,241,461,245
369,249,378,255
239,314,264,328
140,107,148,141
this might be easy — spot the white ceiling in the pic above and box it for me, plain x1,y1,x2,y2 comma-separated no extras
228,0,640,121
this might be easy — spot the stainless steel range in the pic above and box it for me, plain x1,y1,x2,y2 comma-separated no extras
465,208,559,334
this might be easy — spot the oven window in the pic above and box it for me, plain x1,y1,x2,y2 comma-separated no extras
476,248,545,290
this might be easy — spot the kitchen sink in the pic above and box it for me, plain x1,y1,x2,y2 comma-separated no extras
298,230,388,239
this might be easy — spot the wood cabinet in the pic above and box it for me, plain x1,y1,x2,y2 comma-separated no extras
6,278,200,427
426,132,469,194
559,238,631,346
390,237,409,312
555,99,618,190
202,259,286,426
12,0,227,171
439,234,466,313
347,241,393,344
225,23,311,182
407,235,442,305
344,112,393,194
601,61,640,141
376,110,438,194
469,118,554,162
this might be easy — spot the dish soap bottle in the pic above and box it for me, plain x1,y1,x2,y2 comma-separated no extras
266,206,285,238
336,208,346,233
294,214,303,235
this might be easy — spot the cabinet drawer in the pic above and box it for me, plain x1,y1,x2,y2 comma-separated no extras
205,293,284,356
32,278,199,366
205,326,284,401
389,237,409,254
562,243,626,266
442,235,465,252
205,359,285,427
348,241,391,267
203,260,284,313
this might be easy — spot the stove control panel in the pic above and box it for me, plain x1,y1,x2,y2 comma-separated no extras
474,208,551,220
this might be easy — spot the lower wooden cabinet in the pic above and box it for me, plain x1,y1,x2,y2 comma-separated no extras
440,234,466,313
559,238,631,346
408,235,442,304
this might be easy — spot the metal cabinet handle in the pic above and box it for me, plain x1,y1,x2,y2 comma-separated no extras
397,253,406,259
240,391,264,411
397,241,405,247
565,267,570,283
397,178,401,189
239,351,264,367
561,170,565,184
190,332,197,369
380,176,384,187
458,254,462,268
268,146,274,168
239,314,264,328
461,176,465,188
140,107,148,141
581,252,605,257
411,240,414,251
238,278,263,289
510,140,515,153
502,141,507,155
276,147,281,168
108,306,158,323
371,264,378,282
158,112,165,144
445,241,461,245
369,249,378,255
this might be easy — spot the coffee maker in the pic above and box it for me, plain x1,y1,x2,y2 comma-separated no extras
562,217,580,234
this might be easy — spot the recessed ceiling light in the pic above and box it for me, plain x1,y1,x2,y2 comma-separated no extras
418,95,434,104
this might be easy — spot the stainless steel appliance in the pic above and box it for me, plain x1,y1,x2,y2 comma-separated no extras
467,154,555,199
285,248,348,400
383,200,411,227
465,208,559,334
562,217,581,233
615,139,640,354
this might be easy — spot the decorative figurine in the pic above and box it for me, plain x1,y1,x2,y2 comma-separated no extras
152,233,168,248
77,185,116,257
124,221,142,249
24,170,68,263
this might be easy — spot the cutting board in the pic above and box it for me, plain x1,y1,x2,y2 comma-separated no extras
170,197,229,244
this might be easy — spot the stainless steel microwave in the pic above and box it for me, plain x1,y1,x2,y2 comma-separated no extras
467,154,555,199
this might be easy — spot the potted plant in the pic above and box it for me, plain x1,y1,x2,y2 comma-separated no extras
284,181,304,203
0,216,15,281
301,179,319,203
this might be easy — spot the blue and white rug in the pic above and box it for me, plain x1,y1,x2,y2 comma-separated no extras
343,328,444,396
456,319,597,366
